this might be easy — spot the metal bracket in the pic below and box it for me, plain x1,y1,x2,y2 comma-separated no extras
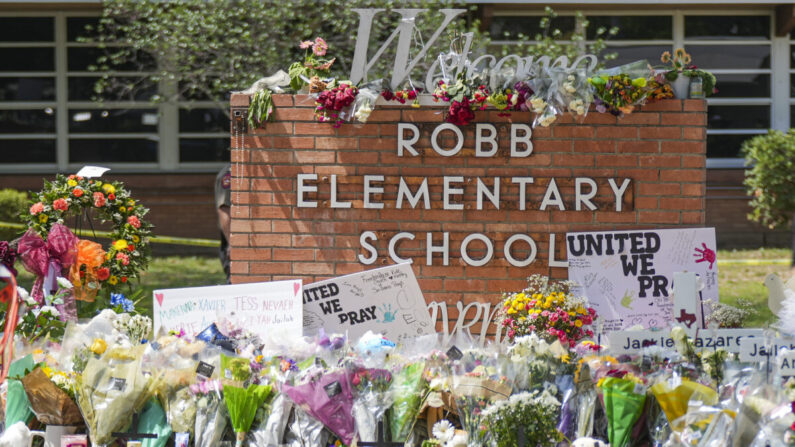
232,109,247,134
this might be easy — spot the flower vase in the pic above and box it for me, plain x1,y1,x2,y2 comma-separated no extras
671,76,691,99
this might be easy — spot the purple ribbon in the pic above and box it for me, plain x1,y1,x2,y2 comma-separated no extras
17,224,78,320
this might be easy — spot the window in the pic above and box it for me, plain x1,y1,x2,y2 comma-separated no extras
488,9,787,168
687,15,772,162
0,12,228,173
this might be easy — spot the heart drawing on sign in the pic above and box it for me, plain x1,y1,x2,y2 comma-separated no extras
294,282,300,297
155,293,164,306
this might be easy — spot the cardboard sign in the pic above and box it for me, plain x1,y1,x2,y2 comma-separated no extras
739,336,795,362
153,280,302,339
567,228,718,331
302,263,434,343
607,328,763,354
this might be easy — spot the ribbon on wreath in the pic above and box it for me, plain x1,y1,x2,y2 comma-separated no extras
17,224,78,319
0,266,19,383
69,239,106,303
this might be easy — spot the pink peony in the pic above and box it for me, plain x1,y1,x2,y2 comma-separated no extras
29,202,44,215
313,37,328,56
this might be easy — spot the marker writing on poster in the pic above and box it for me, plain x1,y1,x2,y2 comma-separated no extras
568,232,667,298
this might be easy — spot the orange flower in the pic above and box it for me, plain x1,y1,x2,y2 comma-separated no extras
127,216,141,229
108,193,116,201
73,188,84,198
29,202,44,215
93,192,106,207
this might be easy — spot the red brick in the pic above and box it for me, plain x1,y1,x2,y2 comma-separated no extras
639,127,681,140
683,127,705,140
230,94,249,106
574,140,615,153
638,210,680,224
682,155,705,168
596,127,638,139
682,183,705,196
660,197,703,210
273,248,315,261
272,95,293,107
640,100,682,112
595,154,638,167
272,108,315,121
639,155,680,168
294,151,335,164
619,113,660,125
660,169,705,182
250,262,292,275
683,100,707,112
617,140,659,153
638,182,679,196
553,126,595,138
250,150,293,164
295,122,337,136
682,211,705,224
553,153,594,166
663,141,705,154
661,113,706,126
272,136,314,149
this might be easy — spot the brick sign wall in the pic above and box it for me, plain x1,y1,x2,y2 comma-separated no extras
229,94,706,333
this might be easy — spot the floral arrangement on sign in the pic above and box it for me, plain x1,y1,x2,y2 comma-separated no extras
21,174,152,305
498,274,597,347
660,48,717,97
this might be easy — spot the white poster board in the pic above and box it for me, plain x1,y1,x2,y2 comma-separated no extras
567,228,718,331
153,280,303,339
606,328,763,354
303,263,434,343
739,336,795,362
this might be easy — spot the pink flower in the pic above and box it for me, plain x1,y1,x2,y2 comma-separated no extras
299,40,313,49
127,215,141,229
507,329,516,339
541,310,549,317
549,313,559,323
53,198,69,212
313,37,328,56
93,192,106,207
29,202,44,215
116,252,130,266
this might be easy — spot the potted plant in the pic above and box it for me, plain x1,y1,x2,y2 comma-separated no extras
660,48,717,98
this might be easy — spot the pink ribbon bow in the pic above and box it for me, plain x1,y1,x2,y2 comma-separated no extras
17,224,78,320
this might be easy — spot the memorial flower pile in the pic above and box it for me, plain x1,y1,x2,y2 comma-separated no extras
315,82,359,127
0,297,792,447
589,73,650,116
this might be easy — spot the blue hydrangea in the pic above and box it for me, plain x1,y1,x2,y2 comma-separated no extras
110,293,135,312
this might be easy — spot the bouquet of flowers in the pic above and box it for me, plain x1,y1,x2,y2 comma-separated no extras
450,348,513,446
486,81,532,117
282,366,357,445
315,82,359,127
73,344,151,446
482,390,562,447
498,274,597,347
20,365,83,426
550,68,593,118
351,367,393,442
225,383,272,447
382,86,421,108
191,379,228,447
507,333,571,392
288,36,334,92
112,313,151,345
598,373,648,447
589,73,650,116
387,359,427,442
432,72,489,126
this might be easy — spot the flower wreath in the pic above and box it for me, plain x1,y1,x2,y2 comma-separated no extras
23,174,152,297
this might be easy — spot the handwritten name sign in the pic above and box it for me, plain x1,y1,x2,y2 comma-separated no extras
606,329,763,354
303,263,434,343
739,337,795,362
781,351,795,379
153,280,302,339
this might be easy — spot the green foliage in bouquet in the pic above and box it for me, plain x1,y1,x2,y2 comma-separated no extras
743,129,795,229
482,390,562,447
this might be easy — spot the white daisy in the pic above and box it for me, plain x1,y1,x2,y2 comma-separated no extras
432,420,456,443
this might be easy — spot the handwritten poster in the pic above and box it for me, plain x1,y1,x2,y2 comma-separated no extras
567,228,718,332
153,280,303,339
302,263,434,342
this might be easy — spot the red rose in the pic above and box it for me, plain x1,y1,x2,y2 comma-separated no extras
108,193,116,201
127,216,141,229
96,267,110,281
121,277,127,283
128,244,135,252
93,192,106,207
73,188,84,198
52,198,69,211
407,90,417,100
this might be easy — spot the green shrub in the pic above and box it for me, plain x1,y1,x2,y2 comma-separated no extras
743,129,795,229
0,188,28,241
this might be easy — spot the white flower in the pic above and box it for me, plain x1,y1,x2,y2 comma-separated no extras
446,432,468,447
432,420,456,443
17,287,36,306
354,102,373,122
39,305,60,317
56,277,73,290
530,97,546,113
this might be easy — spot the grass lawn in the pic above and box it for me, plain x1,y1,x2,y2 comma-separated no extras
13,249,792,328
